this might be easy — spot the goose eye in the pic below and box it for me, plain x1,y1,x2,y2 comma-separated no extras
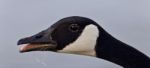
69,24,79,32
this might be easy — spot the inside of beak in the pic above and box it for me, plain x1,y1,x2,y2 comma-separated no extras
19,43,57,53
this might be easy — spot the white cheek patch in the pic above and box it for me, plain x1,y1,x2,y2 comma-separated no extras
58,24,99,57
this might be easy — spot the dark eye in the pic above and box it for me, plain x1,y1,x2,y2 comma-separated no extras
69,24,80,32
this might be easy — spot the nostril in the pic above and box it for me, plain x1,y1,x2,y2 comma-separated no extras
35,35,43,39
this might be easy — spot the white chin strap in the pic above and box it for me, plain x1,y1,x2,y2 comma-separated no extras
58,24,99,57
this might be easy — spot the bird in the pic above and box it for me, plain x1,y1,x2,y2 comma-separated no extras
18,16,150,68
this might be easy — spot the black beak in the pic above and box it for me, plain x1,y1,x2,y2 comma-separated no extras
17,29,57,53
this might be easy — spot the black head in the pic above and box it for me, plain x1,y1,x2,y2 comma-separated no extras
18,16,150,68
18,16,100,54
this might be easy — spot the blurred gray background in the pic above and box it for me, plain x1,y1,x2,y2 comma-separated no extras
0,0,150,68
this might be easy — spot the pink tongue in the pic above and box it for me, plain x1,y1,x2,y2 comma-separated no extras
19,44,43,52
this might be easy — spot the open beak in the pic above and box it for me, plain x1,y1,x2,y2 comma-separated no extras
17,29,57,53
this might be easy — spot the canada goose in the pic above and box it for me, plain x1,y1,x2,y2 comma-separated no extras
18,16,150,68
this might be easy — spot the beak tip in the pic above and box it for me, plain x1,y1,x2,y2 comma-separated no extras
17,37,30,45
17,38,25,45
17,41,21,45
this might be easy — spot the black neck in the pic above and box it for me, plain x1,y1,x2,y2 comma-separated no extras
95,29,150,68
